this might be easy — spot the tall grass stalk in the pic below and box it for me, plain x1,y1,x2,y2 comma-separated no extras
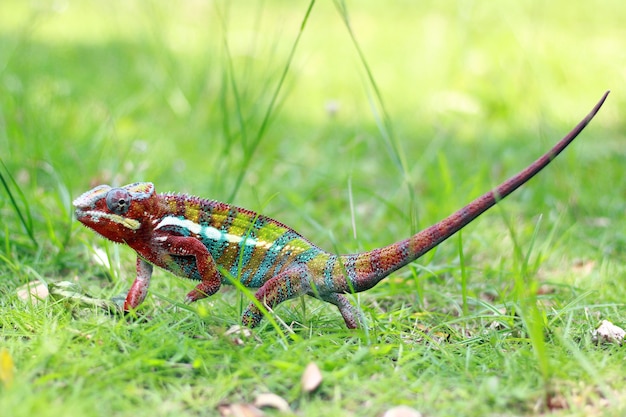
333,0,420,233
0,158,37,248
225,0,317,202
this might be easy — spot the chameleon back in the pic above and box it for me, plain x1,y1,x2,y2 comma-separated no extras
156,194,327,287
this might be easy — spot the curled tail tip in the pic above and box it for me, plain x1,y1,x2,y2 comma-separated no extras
599,89,610,104
564,91,609,141
592,90,610,116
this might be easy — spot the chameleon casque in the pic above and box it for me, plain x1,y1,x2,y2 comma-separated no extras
74,92,608,329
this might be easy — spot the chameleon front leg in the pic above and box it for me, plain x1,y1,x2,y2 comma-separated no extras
241,264,311,327
160,235,223,304
125,235,223,310
124,257,154,310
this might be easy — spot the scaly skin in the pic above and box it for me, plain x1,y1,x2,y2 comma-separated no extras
73,92,608,328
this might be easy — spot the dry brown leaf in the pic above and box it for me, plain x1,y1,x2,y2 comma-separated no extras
572,259,596,276
536,285,555,295
217,403,265,417
547,393,569,411
254,393,290,412
16,280,49,303
382,405,423,417
301,362,322,393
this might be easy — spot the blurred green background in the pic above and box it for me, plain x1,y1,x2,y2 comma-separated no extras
1,1,622,206
1,1,625,416
1,0,624,268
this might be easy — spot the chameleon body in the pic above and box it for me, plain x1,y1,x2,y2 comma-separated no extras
73,92,608,328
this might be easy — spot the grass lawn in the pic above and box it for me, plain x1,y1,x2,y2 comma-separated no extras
1,1,625,416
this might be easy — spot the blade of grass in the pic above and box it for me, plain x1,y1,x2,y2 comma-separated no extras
333,0,406,176
0,158,37,248
225,0,317,202
215,4,248,153
499,206,552,390
220,266,296,347
552,329,615,404
333,0,420,233
548,289,594,327
458,230,469,316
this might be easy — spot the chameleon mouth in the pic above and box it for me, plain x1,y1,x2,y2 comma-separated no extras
74,208,89,223
74,209,141,231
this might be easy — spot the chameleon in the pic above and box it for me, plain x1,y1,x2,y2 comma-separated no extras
73,92,608,329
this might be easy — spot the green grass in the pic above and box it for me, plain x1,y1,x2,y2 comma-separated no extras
1,1,625,416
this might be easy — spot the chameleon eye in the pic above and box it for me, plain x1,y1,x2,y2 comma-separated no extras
106,188,132,215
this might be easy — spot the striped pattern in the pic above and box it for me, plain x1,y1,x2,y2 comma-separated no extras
158,194,331,288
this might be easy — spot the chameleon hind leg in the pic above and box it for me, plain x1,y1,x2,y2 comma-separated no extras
241,265,311,327
316,292,364,329
240,264,365,328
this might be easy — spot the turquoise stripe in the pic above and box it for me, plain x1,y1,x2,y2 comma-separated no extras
294,247,319,263
247,230,300,287
206,206,239,259
229,235,257,280
323,255,337,293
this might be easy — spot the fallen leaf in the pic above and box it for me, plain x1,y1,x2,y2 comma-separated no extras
48,281,120,313
547,393,569,411
383,405,423,417
571,259,596,276
301,362,322,393
536,285,555,295
0,349,14,388
217,403,265,417
16,280,49,303
254,393,290,412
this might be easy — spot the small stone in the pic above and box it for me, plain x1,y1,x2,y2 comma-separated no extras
592,320,625,345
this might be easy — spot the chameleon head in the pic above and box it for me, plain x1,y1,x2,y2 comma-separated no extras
73,182,158,243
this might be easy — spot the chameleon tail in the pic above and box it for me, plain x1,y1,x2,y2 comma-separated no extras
343,91,609,293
